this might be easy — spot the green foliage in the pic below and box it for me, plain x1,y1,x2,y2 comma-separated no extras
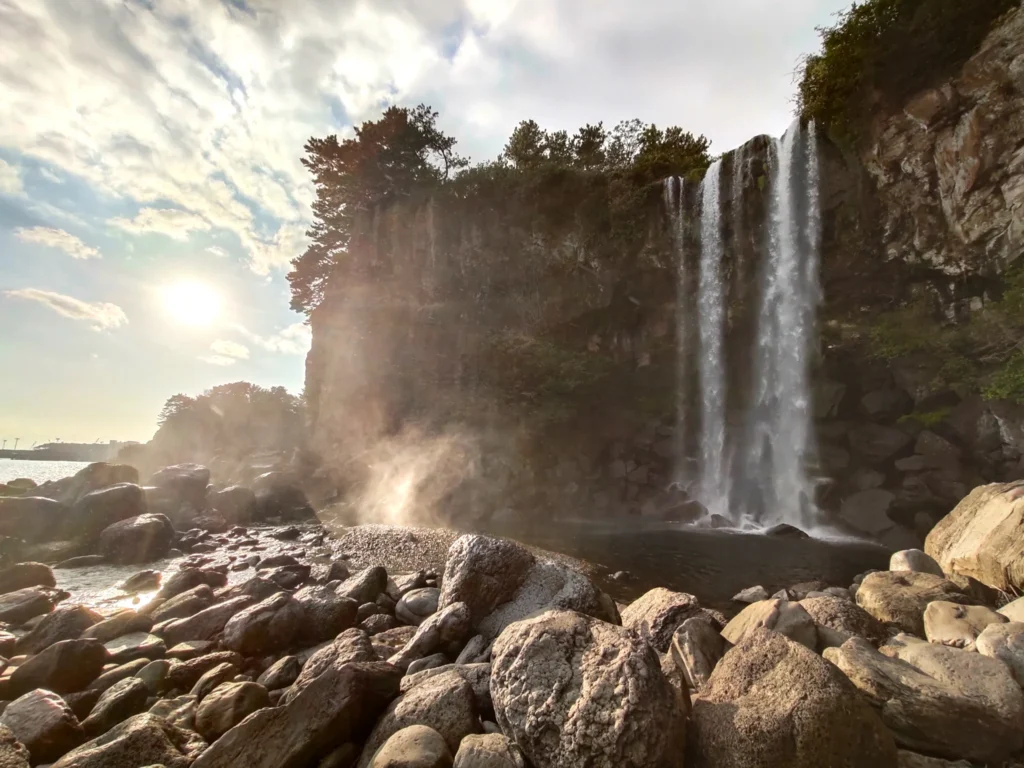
984,353,1024,402
898,406,953,428
797,0,1015,144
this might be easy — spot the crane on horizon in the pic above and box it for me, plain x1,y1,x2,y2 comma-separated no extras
12,438,18,450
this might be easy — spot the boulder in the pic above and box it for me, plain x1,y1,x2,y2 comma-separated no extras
356,669,478,767
17,606,102,656
103,632,165,664
825,635,1024,762
147,585,213,624
721,599,817,650
283,629,378,704
221,593,304,656
388,602,471,672
292,586,357,643
396,588,441,627
840,490,897,535
164,651,243,691
97,514,174,564
363,613,400,636
923,601,1006,649
165,639,215,661
253,482,313,522
147,695,198,730
977,622,1024,684
195,681,270,741
731,586,768,603
65,484,147,542
855,571,973,636
10,639,107,697
849,424,914,465
80,677,149,737
691,629,897,768
154,568,221,601
621,588,710,653
669,616,727,693
31,463,138,507
0,497,70,543
399,664,492,719
370,725,452,768
889,550,944,577
439,536,535,627
337,567,389,605
50,712,205,768
209,486,257,525
81,610,153,644
191,662,401,768
255,554,300,570
925,481,1024,593
452,733,524,768
85,659,149,695
1000,595,1024,621
897,752,972,768
155,596,254,647
256,656,300,690
190,662,239,700
0,563,55,594
491,610,683,768
147,464,210,508
0,587,55,625
53,555,107,570
406,654,448,676
0,723,30,768
119,569,160,593
800,595,886,649
0,689,84,764
136,659,171,694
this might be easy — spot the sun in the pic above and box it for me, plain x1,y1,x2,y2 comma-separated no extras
160,280,222,327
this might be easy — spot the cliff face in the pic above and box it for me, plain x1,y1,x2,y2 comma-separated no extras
306,5,1024,537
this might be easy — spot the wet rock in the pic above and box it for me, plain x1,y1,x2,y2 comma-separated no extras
81,610,153,644
135,659,170,694
670,616,727,693
190,663,239,700
0,689,84,763
147,694,197,730
826,635,1024,763
337,567,389,605
692,629,897,768
0,563,55,594
85,659,149,695
216,575,281,603
255,554,300,570
50,712,206,768
855,571,973,636
164,651,243,691
156,595,254,647
222,593,304,656
148,464,210,508
0,588,55,625
396,589,440,627
282,629,377,704
292,586,357,643
256,656,300,690
977,622,1024,683
491,610,683,768
452,733,524,768
731,586,769,603
195,681,269,741
0,497,70,544
0,722,30,767
370,725,452,768
191,662,401,768
841,490,897,535
17,606,102,656
63,689,100,721
65,484,147,543
923,601,1006,649
103,633,165,664
800,595,887,649
721,599,817,650
81,677,149,737
98,513,175,564
119,570,161,594
889,550,944,577
53,556,107,570
153,569,211,601
164,640,214,661
621,588,708,653
849,424,914,465
388,603,470,672
210,486,257,526
390,572,428,599
147,585,213,624
10,639,107,698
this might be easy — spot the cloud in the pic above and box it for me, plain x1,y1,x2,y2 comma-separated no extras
109,207,212,241
237,322,312,355
4,288,127,330
14,226,100,259
200,339,249,366
206,246,229,257
0,158,24,196
199,354,239,366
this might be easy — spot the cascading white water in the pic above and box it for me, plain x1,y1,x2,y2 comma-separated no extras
697,159,730,515
664,177,691,489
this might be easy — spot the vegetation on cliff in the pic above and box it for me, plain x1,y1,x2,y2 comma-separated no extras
797,0,1016,144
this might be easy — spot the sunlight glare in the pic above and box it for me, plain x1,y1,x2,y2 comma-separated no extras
161,281,222,327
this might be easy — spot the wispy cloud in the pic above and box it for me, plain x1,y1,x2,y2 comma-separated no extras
14,226,100,260
109,207,212,241
237,322,312,355
0,158,23,196
206,246,229,258
200,339,250,366
4,288,127,330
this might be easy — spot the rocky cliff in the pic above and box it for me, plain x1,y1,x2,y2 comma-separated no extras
305,4,1024,539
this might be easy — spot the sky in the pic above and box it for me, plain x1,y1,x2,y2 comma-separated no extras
0,0,852,446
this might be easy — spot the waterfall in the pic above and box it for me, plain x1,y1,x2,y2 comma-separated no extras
664,177,691,488
697,159,729,515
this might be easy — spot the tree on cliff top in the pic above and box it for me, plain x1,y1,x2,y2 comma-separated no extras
288,105,466,313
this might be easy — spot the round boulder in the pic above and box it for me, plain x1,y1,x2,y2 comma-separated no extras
221,593,304,656
98,513,175,564
856,571,973,636
0,689,85,763
0,562,56,594
397,588,441,627
370,724,452,768
195,681,270,741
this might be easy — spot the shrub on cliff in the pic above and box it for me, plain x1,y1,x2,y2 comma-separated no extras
797,0,1016,145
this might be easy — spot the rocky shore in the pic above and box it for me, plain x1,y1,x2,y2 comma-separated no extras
0,462,1023,766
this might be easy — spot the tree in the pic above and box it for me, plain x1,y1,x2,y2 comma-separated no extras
288,105,466,313
571,123,608,170
501,120,547,169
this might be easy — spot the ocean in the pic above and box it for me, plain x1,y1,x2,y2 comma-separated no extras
0,459,91,485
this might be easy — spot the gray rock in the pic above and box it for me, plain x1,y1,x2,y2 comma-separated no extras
0,496,70,544
855,571,972,636
210,486,257,526
135,659,171,694
292,586,357,643
370,725,452,768
0,587,55,626
840,490,897,535
731,586,769,604
405,654,448,676
10,639,107,698
452,733,524,768
85,659,149,695
256,656,300,690
283,629,377,704
148,464,210,507
119,570,161,593
0,563,55,594
190,662,238,700
399,664,492,719
81,677,149,737
437,535,535,627
0,689,84,764
977,621,1024,684
164,640,214,661
195,681,270,741
721,599,817,650
396,589,441,627
81,610,153,644
388,603,471,671
849,424,914,464
889,550,944,577
222,593,304,656
0,722,30,768
670,616,727,693
155,596,254,646
454,635,488,665
154,568,218,601
897,751,972,768
65,483,147,543
621,588,708,652
147,585,214,624
98,514,175,564
17,606,102,656
164,651,243,691
923,601,1006,649
491,610,683,768
191,662,401,768
103,633,165,664
800,595,887,649
692,629,897,768
999,595,1024,622
51,711,206,768
146,695,198,730
826,635,1024,763
337,567,389,605
357,669,478,768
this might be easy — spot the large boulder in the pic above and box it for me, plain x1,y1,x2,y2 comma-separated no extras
221,593,304,656
97,513,174,564
195,681,270,741
0,562,55,594
209,486,256,525
370,725,453,768
81,609,153,644
825,635,1024,763
849,424,914,465
0,587,54,625
65,484,147,542
155,596,254,646
50,713,205,768
147,464,211,508
256,656,300,690
670,617,728,693
0,497,69,543
9,639,107,698
191,662,401,768
453,733,525,768
80,677,149,737
0,723,30,768
292,586,357,643
889,550,944,577
721,599,817,650
925,481,1024,592
690,628,896,768
31,463,138,507
923,601,1006,649
163,651,243,691
282,628,377,704
855,571,973,636
147,585,214,624
800,595,887,649
620,588,709,652
337,567,389,605
388,602,471,671
0,689,85,764
396,588,441,627
17,606,102,655
438,536,535,626
490,610,683,768
977,622,1024,683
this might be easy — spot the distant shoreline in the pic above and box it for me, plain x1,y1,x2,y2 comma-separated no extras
0,450,107,463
